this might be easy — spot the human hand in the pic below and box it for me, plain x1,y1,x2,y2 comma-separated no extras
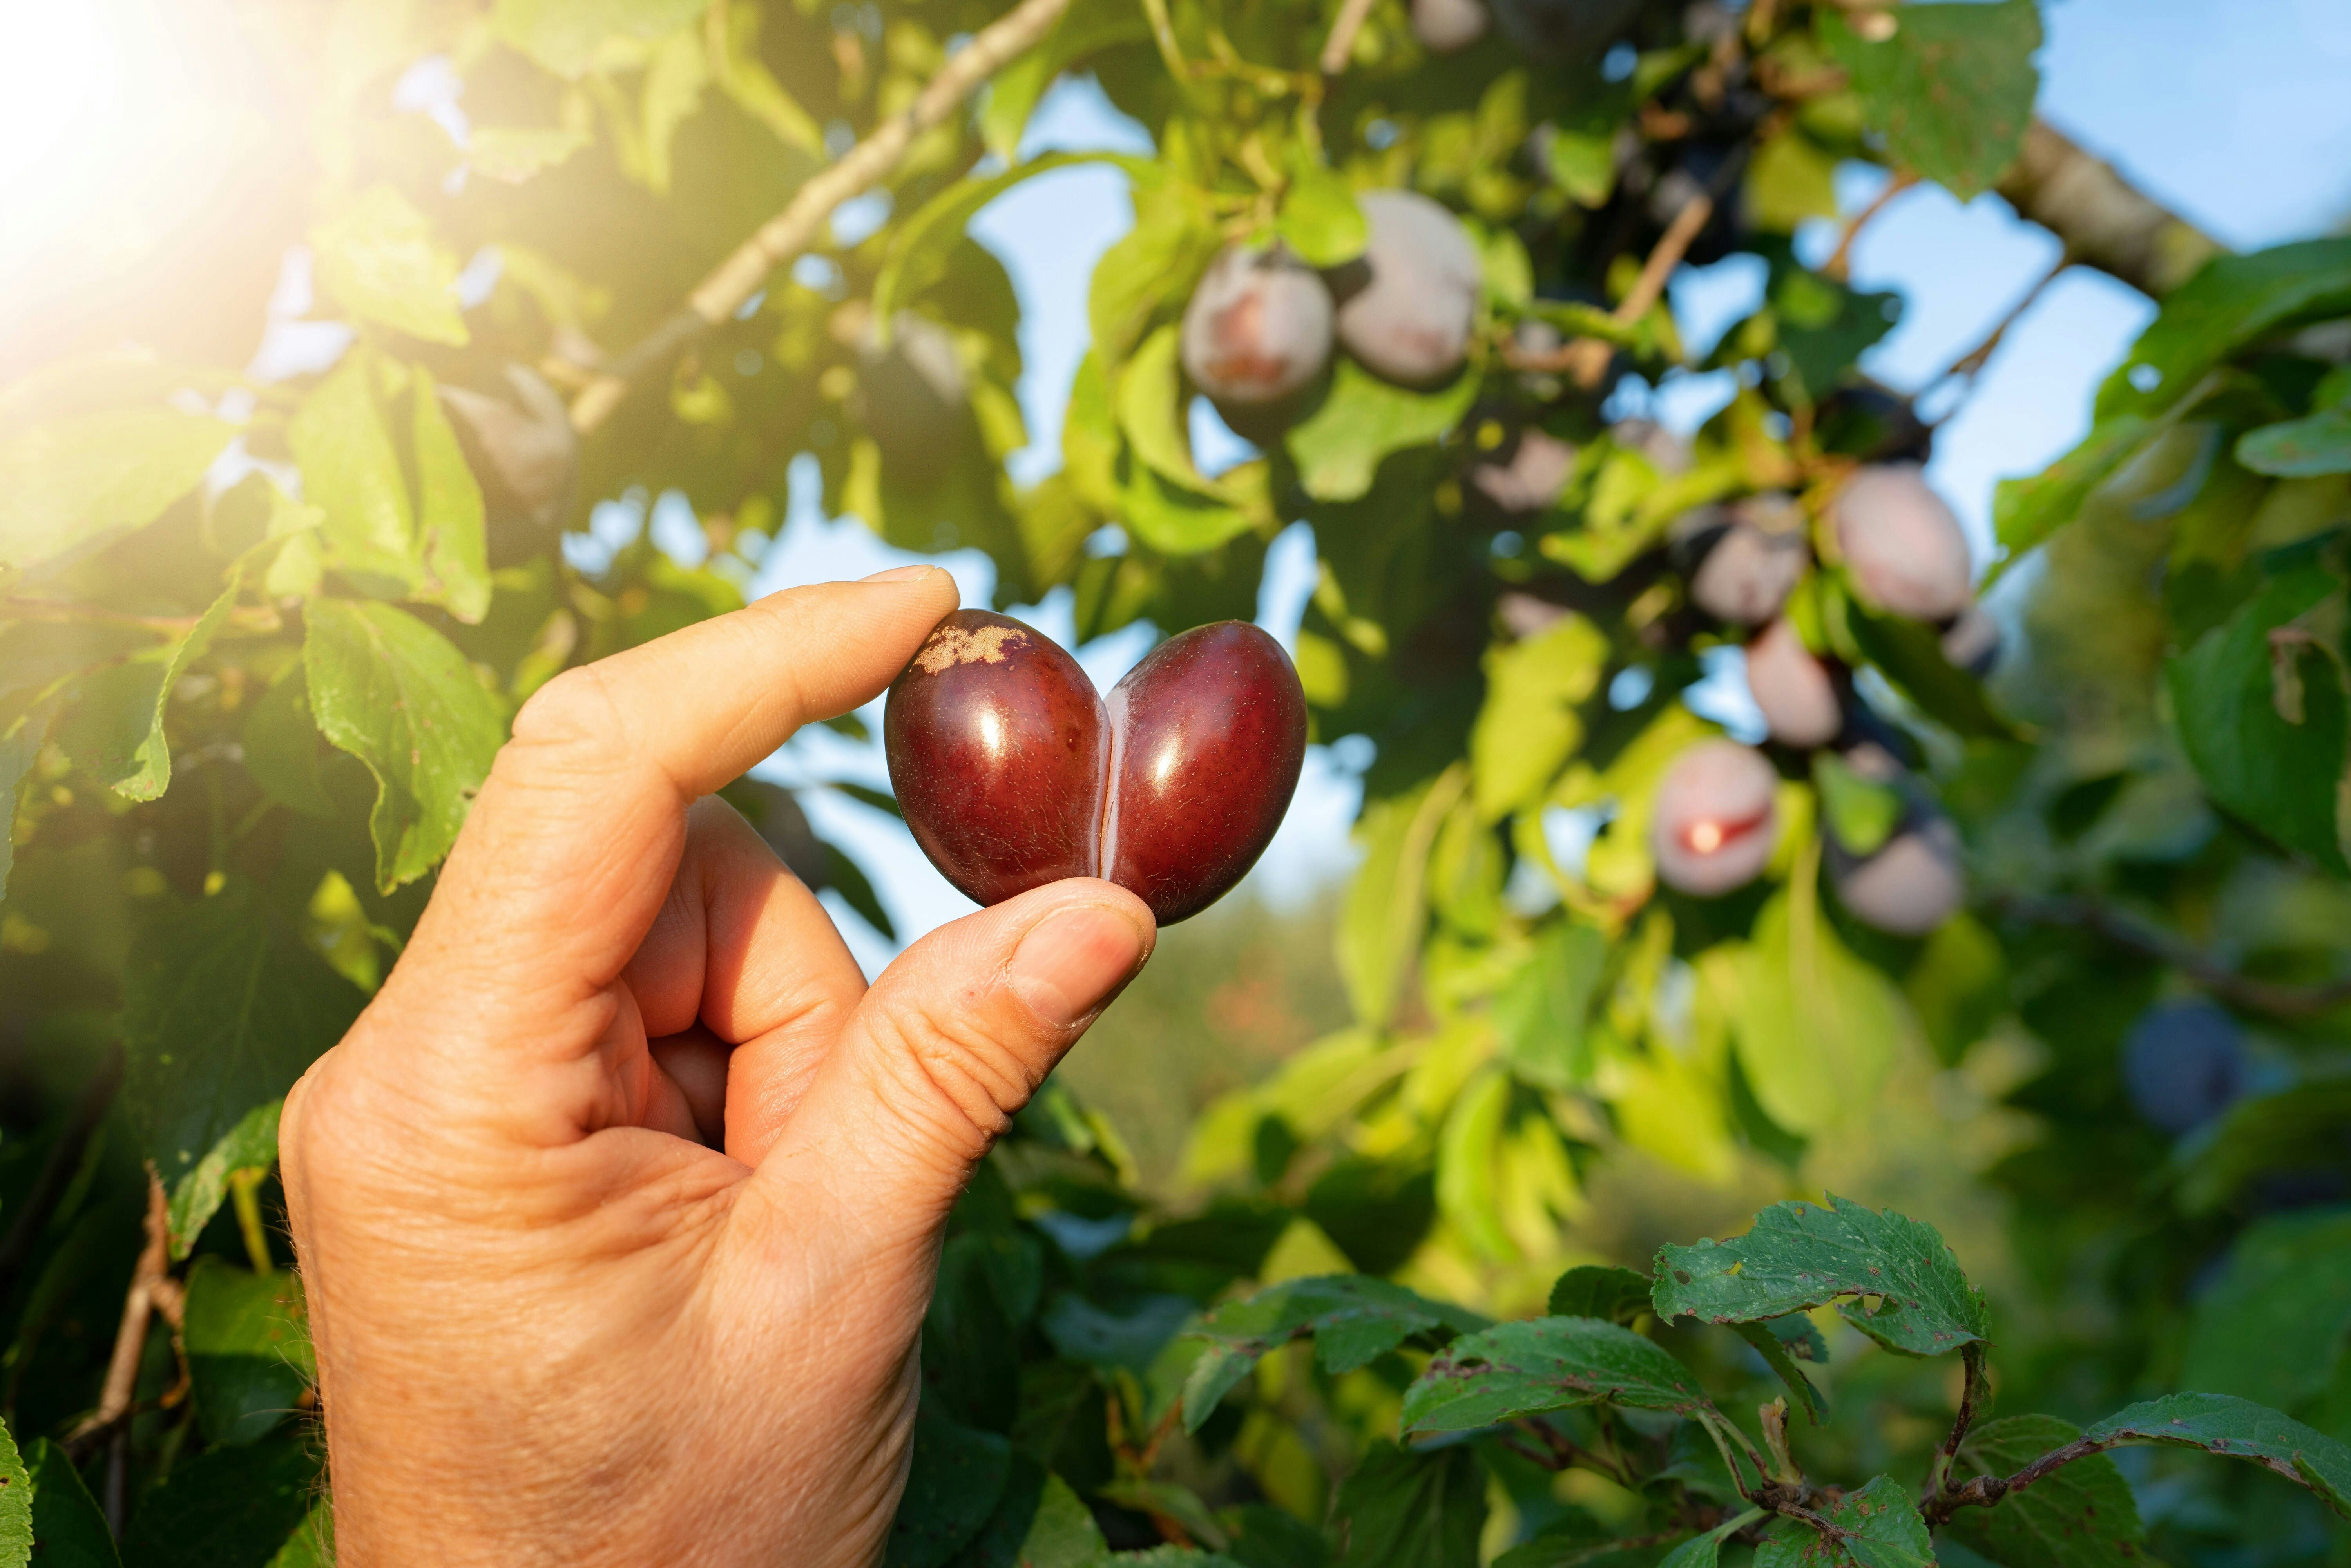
279,569,1156,1567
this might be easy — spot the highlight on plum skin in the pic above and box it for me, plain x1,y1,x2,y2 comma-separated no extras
1650,739,1780,896
884,610,1309,926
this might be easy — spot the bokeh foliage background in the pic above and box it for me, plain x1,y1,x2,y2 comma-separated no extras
2,0,2350,1563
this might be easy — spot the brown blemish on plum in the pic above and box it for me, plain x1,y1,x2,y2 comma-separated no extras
915,623,1029,674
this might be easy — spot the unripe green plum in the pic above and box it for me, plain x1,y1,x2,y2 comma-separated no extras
1487,0,1641,62
1332,191,1482,388
1412,0,1491,51
1651,739,1780,896
1743,617,1842,749
1829,814,1964,936
435,363,579,567
1469,429,1577,515
1180,243,1335,428
1679,494,1809,626
857,312,969,489
1830,462,1973,621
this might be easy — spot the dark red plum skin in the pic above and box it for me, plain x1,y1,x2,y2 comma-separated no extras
1103,623,1308,924
884,610,1105,908
883,613,1308,926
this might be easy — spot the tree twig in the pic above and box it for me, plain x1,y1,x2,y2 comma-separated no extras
1319,0,1382,75
1996,120,2223,299
1822,171,1916,282
1511,1417,1634,1485
1986,892,2351,1019
67,1167,177,1453
0,1043,123,1309
568,0,1078,433
1933,255,2068,388
1545,193,1717,387
1922,1437,2102,1527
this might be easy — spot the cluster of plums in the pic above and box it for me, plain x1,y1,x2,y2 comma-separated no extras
1180,189,1483,435
1647,463,1990,937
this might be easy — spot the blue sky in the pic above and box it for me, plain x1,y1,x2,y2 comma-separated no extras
741,0,2351,973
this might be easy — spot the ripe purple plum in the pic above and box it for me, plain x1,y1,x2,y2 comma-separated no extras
1829,815,1964,936
1743,618,1842,749
1830,463,1974,621
1333,191,1483,388
886,610,1308,925
1469,428,1577,515
2121,999,2246,1135
436,363,580,566
1680,494,1810,626
1412,0,1491,51
1650,739,1780,896
1181,244,1335,424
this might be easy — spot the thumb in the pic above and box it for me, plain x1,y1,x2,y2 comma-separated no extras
752,880,1153,1247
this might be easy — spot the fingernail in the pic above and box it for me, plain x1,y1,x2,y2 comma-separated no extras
1009,904,1150,1029
862,564,939,584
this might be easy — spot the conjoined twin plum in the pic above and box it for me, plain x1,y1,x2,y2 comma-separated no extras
884,611,1309,926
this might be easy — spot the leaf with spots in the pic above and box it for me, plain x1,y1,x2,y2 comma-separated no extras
1817,0,2041,201
1753,1476,1931,1568
2080,1393,2351,1518
1651,1195,1989,1359
1400,1316,1717,1436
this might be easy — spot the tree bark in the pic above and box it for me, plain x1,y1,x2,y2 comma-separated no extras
1998,120,2228,299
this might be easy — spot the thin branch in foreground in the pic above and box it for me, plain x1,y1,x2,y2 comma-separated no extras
1934,254,2068,388
68,1168,178,1453
569,0,1078,433
1987,892,2351,1020
1532,192,1715,387
1922,1437,2101,1527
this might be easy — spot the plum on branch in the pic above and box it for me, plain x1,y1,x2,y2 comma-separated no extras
435,363,580,566
1332,190,1482,388
1181,243,1335,429
1651,739,1781,896
1744,617,1844,750
1830,462,1974,622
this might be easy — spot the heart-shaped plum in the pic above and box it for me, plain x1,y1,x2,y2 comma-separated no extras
884,610,1309,925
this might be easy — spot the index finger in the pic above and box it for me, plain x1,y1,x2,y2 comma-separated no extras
404,567,956,1006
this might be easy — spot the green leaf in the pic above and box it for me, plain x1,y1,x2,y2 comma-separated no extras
1337,773,1455,1027
1400,1315,1717,1435
1118,324,1217,494
2166,570,2350,873
0,696,59,900
2237,407,2351,477
241,672,335,818
981,0,1154,159
1811,752,1904,856
1286,359,1480,503
1118,456,1262,557
1496,921,1607,1091
491,0,708,76
409,366,492,623
0,1418,29,1568
1817,0,2041,200
311,186,467,345
1768,266,1901,404
1752,1476,1931,1568
1436,1065,1513,1262
708,0,822,157
1732,1321,1828,1424
1090,178,1218,373
24,1436,120,1568
305,598,508,891
1943,1414,2143,1568
185,1259,314,1447
1653,1510,1770,1568
118,1433,321,1568
288,352,418,587
2080,1392,2351,1516
2099,239,2351,421
1842,601,2014,739
52,575,239,801
1547,1266,1652,1325
167,1098,284,1261
261,1501,334,1568
1992,413,2159,560
822,839,898,940
122,882,364,1191
1181,1276,1487,1433
2181,1207,2351,1414
947,1463,1105,1568
887,1409,1014,1568
1651,1194,1991,1358
1745,128,1841,235
1331,1442,1485,1568
1277,161,1368,270
0,407,237,574
1470,615,1609,821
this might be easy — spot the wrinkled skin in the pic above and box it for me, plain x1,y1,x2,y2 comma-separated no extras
282,570,1155,1568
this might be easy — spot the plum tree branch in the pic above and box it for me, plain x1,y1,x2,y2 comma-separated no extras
1997,120,2226,299
67,1168,183,1456
568,0,1077,433
1921,1437,2104,1527
1319,0,1382,75
1987,892,2351,1019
